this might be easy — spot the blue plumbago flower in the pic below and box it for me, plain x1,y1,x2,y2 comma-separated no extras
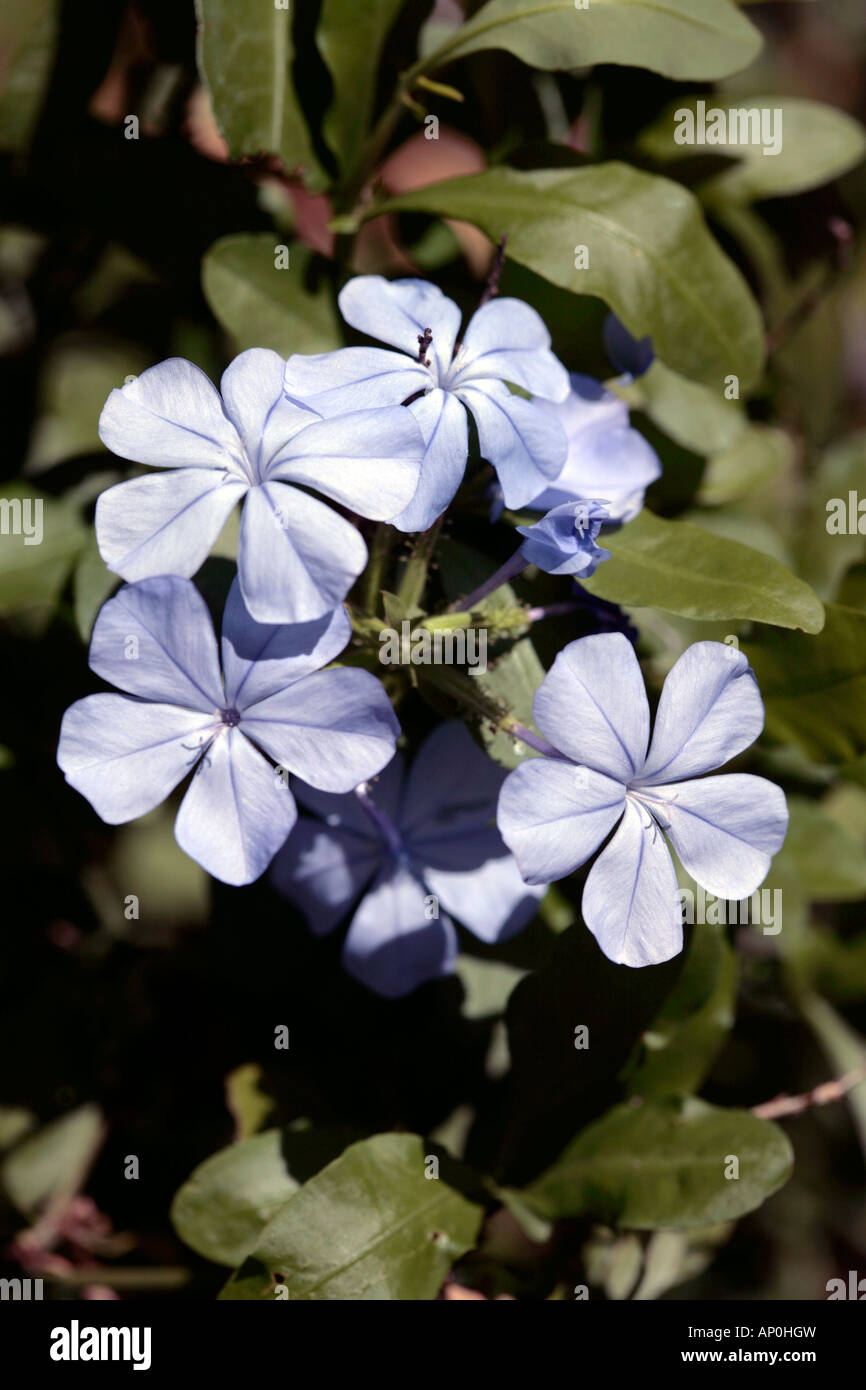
498,635,788,968
530,373,661,524
283,276,571,530
96,348,424,624
516,500,610,577
453,500,610,613
602,312,654,380
271,721,544,998
57,576,400,886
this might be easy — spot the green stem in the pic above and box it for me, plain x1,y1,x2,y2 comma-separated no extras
363,523,396,615
396,517,443,610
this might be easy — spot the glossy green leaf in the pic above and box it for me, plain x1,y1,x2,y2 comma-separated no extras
317,0,404,169
202,236,340,355
746,604,866,761
626,924,737,1101
172,1125,356,1268
370,164,765,390
195,0,321,178
172,1130,303,1268
583,510,824,632
523,1098,793,1228
220,1133,484,1300
640,96,866,204
421,0,762,82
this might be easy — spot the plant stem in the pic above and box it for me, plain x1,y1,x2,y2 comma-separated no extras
447,548,526,613
396,516,444,610
364,523,395,615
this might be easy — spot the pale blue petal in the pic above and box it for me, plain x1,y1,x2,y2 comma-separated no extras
341,862,459,998
649,773,788,900
391,389,468,532
296,756,405,831
458,380,567,509
98,358,242,471
266,408,423,520
449,298,569,400
638,642,764,785
582,801,682,967
241,668,400,792
174,728,297,885
238,482,367,624
530,374,661,522
220,348,320,480
220,578,351,711
270,817,382,935
423,846,543,944
96,469,245,582
338,275,461,381
497,757,625,885
89,577,223,711
57,695,213,823
283,347,428,415
533,633,649,780
400,721,503,843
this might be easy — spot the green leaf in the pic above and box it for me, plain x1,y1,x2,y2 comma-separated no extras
619,359,745,456
73,533,119,640
194,0,321,178
746,604,866,762
421,0,762,82
640,97,866,204
317,0,404,170
626,924,737,1102
697,425,793,506
0,485,87,621
370,164,765,390
0,0,60,151
202,236,339,355
583,511,824,632
224,1064,275,1143
772,797,866,903
171,1125,356,1268
502,922,683,1179
455,956,527,1019
220,1133,484,1300
523,1098,792,1228
172,1131,302,1268
1,1104,105,1216
798,994,866,1163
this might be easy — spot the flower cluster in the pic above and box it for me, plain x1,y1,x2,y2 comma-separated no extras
58,275,787,993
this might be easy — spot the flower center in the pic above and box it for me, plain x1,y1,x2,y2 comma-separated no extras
219,707,242,728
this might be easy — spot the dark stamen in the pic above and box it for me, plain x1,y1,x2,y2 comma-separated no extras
417,327,433,366
478,234,507,308
219,707,242,728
